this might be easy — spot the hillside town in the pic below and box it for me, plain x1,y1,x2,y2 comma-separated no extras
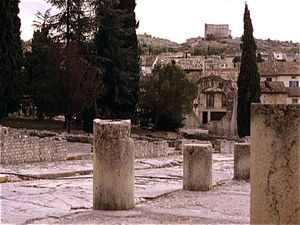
139,23,300,136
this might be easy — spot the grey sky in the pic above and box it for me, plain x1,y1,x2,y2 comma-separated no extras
20,0,300,43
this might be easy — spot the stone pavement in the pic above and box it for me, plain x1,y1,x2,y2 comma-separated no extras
0,143,250,224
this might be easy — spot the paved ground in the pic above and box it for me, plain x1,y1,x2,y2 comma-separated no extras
0,142,250,224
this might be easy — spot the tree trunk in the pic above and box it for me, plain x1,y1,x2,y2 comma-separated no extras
63,115,68,129
153,115,160,132
67,115,71,134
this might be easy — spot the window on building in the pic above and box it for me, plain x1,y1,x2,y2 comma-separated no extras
292,76,296,79
207,94,214,107
289,81,299,87
222,94,227,106
292,99,298,104
266,78,272,82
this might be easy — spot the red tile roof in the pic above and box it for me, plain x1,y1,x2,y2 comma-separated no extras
258,61,300,76
260,81,287,93
286,87,300,97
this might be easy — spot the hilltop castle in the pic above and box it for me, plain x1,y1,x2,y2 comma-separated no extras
205,23,231,39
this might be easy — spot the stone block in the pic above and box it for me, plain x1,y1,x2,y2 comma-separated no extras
175,140,183,151
234,143,250,180
183,144,212,191
250,104,300,224
220,140,235,154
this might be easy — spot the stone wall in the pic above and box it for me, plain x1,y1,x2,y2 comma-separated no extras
202,115,232,137
134,140,171,158
0,126,67,165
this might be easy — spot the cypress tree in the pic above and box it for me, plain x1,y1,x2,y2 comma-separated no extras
24,12,54,118
94,0,140,120
237,3,261,138
0,0,21,121
117,0,140,121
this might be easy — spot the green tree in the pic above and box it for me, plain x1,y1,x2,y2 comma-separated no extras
0,0,22,121
46,0,90,45
139,62,198,132
256,52,263,62
237,3,261,138
24,9,55,119
94,0,140,120
206,33,216,41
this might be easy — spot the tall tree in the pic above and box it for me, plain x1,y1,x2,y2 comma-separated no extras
46,0,90,45
0,0,22,121
45,0,97,129
94,0,140,120
139,62,198,132
237,3,261,138
46,41,104,133
118,0,140,120
24,10,54,118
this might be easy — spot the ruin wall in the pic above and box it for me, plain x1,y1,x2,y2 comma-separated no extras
0,126,67,165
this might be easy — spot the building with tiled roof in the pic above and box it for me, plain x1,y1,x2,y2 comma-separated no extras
260,81,287,104
202,69,239,88
258,61,300,88
140,55,157,75
286,87,300,104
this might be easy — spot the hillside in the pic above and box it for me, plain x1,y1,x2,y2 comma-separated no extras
137,33,299,55
137,33,179,48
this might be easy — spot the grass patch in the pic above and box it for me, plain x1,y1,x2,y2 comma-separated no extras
1,117,83,133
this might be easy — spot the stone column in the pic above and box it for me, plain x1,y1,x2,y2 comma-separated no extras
93,119,134,210
250,104,300,224
220,140,235,154
183,144,212,191
234,143,250,180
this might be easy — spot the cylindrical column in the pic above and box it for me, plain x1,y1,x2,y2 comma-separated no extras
250,104,300,224
234,143,250,180
93,119,134,210
183,144,212,191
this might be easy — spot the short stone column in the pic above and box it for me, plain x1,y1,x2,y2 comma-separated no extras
250,104,300,224
93,119,134,210
183,144,212,191
234,143,250,180
220,140,235,154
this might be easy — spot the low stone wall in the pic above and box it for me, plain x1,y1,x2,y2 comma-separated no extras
134,140,153,158
134,140,170,158
0,126,67,165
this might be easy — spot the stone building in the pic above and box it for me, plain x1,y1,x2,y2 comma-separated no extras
204,23,231,39
186,36,204,45
192,75,237,136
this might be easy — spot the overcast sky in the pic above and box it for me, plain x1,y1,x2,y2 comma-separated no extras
20,0,300,44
